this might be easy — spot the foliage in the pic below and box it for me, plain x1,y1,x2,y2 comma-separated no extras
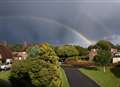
94,50,112,66
88,45,97,51
60,68,70,87
10,43,62,87
115,44,120,51
96,40,114,50
55,45,79,57
88,40,114,51
94,50,112,72
65,59,94,67
27,43,59,65
80,55,89,61
8,44,23,52
55,45,89,62
10,59,62,87
27,45,41,58
75,46,89,56
65,56,80,61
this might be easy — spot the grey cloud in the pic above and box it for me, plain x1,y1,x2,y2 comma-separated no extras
0,0,120,46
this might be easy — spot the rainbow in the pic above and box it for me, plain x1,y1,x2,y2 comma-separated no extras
1,16,93,46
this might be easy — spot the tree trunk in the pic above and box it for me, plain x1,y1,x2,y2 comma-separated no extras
103,66,106,72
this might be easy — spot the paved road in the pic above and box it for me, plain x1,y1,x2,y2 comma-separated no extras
64,68,100,87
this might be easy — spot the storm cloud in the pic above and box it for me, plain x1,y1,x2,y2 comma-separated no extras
0,0,120,47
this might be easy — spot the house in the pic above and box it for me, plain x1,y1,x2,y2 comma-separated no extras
13,51,27,61
89,49,97,61
0,45,13,63
113,52,120,63
111,48,118,54
89,48,119,63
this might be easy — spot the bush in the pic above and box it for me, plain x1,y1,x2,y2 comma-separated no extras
10,59,62,87
10,43,62,87
27,45,42,58
66,56,80,61
65,60,94,67
27,43,59,66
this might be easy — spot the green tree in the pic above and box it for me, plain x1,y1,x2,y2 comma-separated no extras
55,45,79,57
94,50,112,72
27,45,41,58
27,43,59,65
75,45,89,56
115,44,120,51
9,44,23,52
10,43,62,87
10,59,62,87
88,45,97,51
96,40,114,50
39,43,59,65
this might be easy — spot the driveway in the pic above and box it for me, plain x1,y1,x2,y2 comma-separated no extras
64,68,100,87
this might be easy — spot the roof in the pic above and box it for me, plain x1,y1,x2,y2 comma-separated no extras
0,45,13,60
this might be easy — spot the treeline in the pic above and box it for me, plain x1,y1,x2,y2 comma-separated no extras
6,40,120,61
7,40,120,52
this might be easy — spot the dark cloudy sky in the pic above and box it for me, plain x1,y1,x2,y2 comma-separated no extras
0,0,120,47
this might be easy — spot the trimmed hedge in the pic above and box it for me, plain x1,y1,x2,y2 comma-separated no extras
65,60,95,67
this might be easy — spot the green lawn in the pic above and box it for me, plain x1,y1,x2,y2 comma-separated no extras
0,71,10,80
79,67,120,87
0,71,11,87
60,67,70,87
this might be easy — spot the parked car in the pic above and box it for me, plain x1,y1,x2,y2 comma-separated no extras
0,59,12,70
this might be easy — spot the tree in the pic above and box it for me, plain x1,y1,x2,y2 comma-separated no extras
9,44,23,52
27,43,59,65
55,45,79,57
10,43,62,87
27,45,41,58
39,43,59,65
75,45,89,56
96,40,114,50
115,44,120,51
10,59,62,87
94,50,112,72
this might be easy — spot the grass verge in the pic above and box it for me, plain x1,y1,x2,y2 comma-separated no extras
79,67,120,87
60,67,70,87
0,71,10,80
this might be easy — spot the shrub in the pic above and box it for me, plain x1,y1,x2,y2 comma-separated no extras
10,59,62,87
27,43,59,66
27,45,42,58
10,43,62,87
65,59,94,67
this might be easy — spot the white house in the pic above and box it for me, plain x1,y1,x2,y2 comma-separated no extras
113,52,120,63
13,51,27,61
